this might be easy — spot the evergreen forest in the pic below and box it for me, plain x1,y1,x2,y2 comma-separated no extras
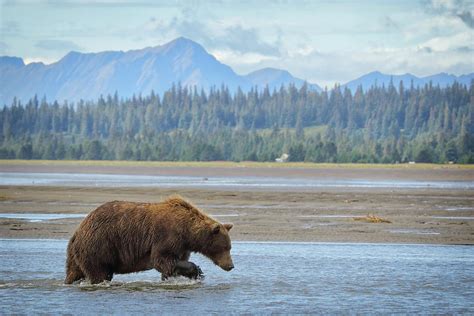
1,81,473,163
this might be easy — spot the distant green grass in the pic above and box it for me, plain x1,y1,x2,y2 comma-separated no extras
1,160,472,170
257,125,328,137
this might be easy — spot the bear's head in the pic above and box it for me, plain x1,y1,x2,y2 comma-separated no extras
201,222,234,271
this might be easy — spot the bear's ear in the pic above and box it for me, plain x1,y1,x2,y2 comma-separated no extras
224,223,233,231
212,223,220,234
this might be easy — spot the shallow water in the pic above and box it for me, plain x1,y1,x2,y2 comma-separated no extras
0,213,88,222
432,216,474,220
1,239,473,314
0,213,240,222
387,229,441,235
1,172,473,190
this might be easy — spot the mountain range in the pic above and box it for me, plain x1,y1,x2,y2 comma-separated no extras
0,37,472,105
343,71,474,93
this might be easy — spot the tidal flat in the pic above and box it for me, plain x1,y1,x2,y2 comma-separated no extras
0,162,473,244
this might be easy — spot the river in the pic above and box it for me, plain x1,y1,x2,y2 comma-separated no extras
1,239,473,314
1,172,473,190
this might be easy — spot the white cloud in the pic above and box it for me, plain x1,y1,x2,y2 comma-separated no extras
211,49,278,69
426,0,474,29
0,20,22,37
429,0,460,11
35,39,82,52
230,40,473,88
3,0,473,87
0,41,8,54
419,31,473,52
139,9,282,57
23,56,58,65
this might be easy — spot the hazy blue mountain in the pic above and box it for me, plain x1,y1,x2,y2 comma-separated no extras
0,56,24,69
0,37,320,106
1,38,472,105
343,71,474,93
0,37,249,105
423,73,474,87
245,67,321,92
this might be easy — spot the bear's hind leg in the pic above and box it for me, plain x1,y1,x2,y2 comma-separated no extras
81,261,114,284
65,255,85,284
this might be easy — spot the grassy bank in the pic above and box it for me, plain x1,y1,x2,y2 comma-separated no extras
0,159,472,170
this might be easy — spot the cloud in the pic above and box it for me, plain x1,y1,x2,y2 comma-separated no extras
382,16,400,31
165,17,209,45
230,40,474,89
426,0,474,29
34,39,82,52
418,31,472,52
418,46,434,53
456,45,473,52
212,49,278,68
143,13,281,57
113,2,474,87
0,42,8,54
3,0,178,8
23,56,58,65
457,11,474,28
216,25,280,56
0,21,22,36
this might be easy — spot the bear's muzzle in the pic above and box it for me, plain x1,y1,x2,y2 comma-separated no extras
222,263,234,271
214,251,234,272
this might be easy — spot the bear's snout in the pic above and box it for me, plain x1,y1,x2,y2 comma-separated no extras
223,263,234,271
213,251,234,272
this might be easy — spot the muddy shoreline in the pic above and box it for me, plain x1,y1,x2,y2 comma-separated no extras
0,163,473,244
1,161,473,181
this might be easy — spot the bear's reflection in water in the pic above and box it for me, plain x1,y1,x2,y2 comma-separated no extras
75,277,205,292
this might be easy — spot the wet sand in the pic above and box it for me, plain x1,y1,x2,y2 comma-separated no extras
1,160,473,181
0,163,473,244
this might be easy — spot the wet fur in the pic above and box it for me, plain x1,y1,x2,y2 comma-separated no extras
65,196,232,284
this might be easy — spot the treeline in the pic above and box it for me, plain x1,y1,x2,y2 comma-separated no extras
1,81,473,163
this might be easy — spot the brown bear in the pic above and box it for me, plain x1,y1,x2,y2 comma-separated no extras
65,196,233,284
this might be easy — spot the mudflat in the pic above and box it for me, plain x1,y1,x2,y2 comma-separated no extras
0,162,473,244
1,160,473,181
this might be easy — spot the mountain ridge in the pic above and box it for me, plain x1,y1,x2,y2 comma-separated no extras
245,67,321,92
0,37,472,105
342,71,474,93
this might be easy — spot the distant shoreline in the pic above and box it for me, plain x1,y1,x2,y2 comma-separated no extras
1,160,473,184
1,159,473,170
0,238,472,247
1,163,472,244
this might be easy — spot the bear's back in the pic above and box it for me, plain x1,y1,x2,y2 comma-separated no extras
73,197,215,251
88,200,157,225
73,201,154,244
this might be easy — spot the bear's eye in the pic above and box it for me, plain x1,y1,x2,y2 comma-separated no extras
211,223,220,234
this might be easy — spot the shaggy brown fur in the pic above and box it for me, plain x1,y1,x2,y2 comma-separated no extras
65,196,233,284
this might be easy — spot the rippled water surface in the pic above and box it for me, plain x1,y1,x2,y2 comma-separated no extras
1,172,473,189
0,213,88,222
1,239,473,314
0,213,237,222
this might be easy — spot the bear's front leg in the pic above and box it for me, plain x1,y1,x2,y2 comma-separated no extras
151,249,176,280
152,248,203,280
173,261,204,279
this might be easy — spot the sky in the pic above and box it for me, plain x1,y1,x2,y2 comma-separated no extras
0,0,473,87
